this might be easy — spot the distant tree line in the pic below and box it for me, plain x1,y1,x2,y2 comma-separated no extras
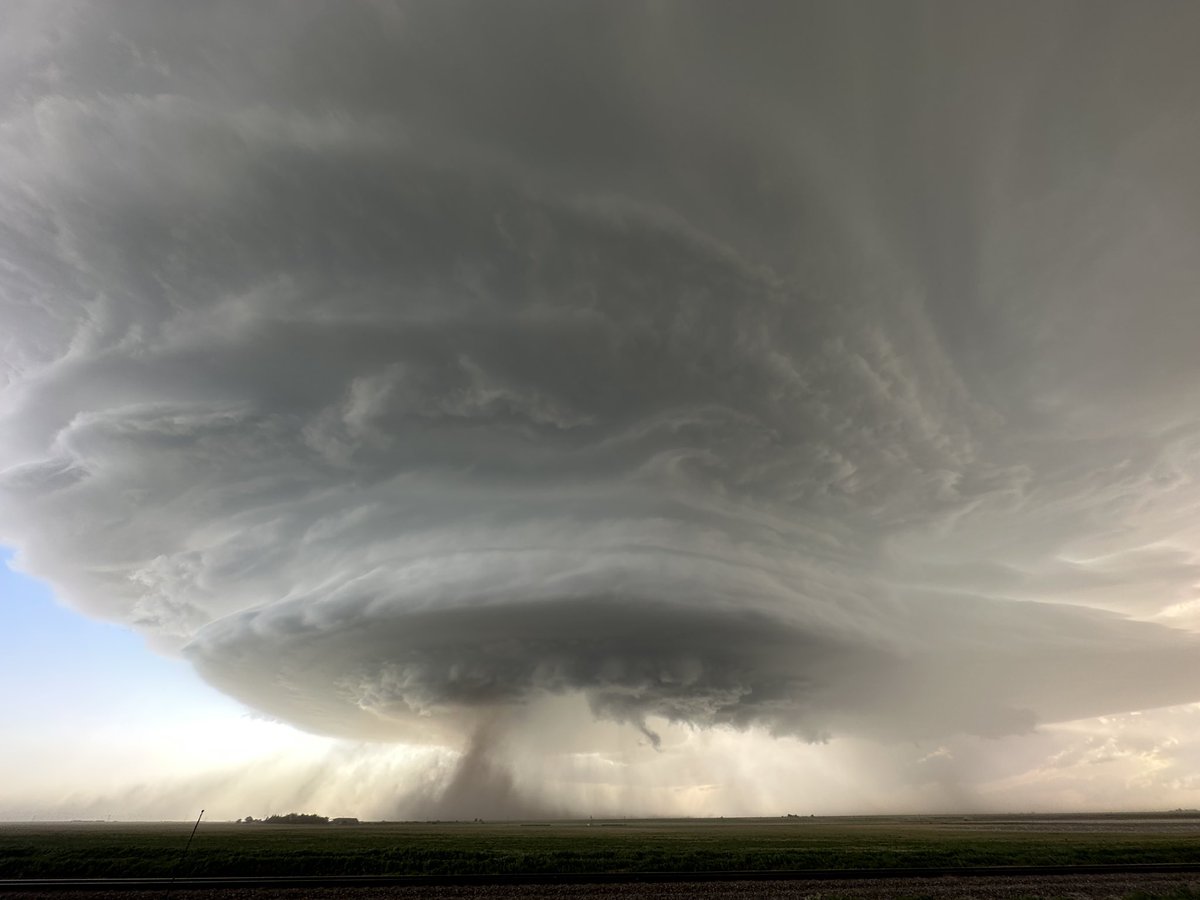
241,812,329,824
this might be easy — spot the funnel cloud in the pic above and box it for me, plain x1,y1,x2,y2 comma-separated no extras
4,1,1200,813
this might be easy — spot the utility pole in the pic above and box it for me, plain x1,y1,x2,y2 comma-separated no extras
164,809,204,900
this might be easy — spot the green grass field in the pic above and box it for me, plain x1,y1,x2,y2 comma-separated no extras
3,814,1200,879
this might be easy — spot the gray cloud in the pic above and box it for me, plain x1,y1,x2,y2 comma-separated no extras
4,0,1200,775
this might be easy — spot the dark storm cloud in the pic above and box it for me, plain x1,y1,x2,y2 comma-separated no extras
192,590,1200,746
4,0,1200,751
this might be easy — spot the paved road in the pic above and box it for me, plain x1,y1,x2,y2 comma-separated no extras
6,862,1200,893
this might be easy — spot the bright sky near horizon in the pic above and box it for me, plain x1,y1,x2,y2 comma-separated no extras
0,545,349,821
5,0,1200,821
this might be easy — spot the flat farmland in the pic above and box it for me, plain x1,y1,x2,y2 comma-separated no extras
3,814,1200,879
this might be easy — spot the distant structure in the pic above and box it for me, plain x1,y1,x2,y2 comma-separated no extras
330,817,360,825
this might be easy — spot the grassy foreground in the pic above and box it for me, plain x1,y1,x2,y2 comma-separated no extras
2,815,1200,879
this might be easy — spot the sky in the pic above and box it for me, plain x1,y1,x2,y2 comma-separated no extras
4,0,1200,821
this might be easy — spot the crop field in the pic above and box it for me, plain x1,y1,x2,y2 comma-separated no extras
3,814,1200,880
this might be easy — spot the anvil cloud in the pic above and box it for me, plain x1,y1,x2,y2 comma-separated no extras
4,0,1200,785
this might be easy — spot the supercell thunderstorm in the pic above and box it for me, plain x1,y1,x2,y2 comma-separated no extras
4,1,1200,800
